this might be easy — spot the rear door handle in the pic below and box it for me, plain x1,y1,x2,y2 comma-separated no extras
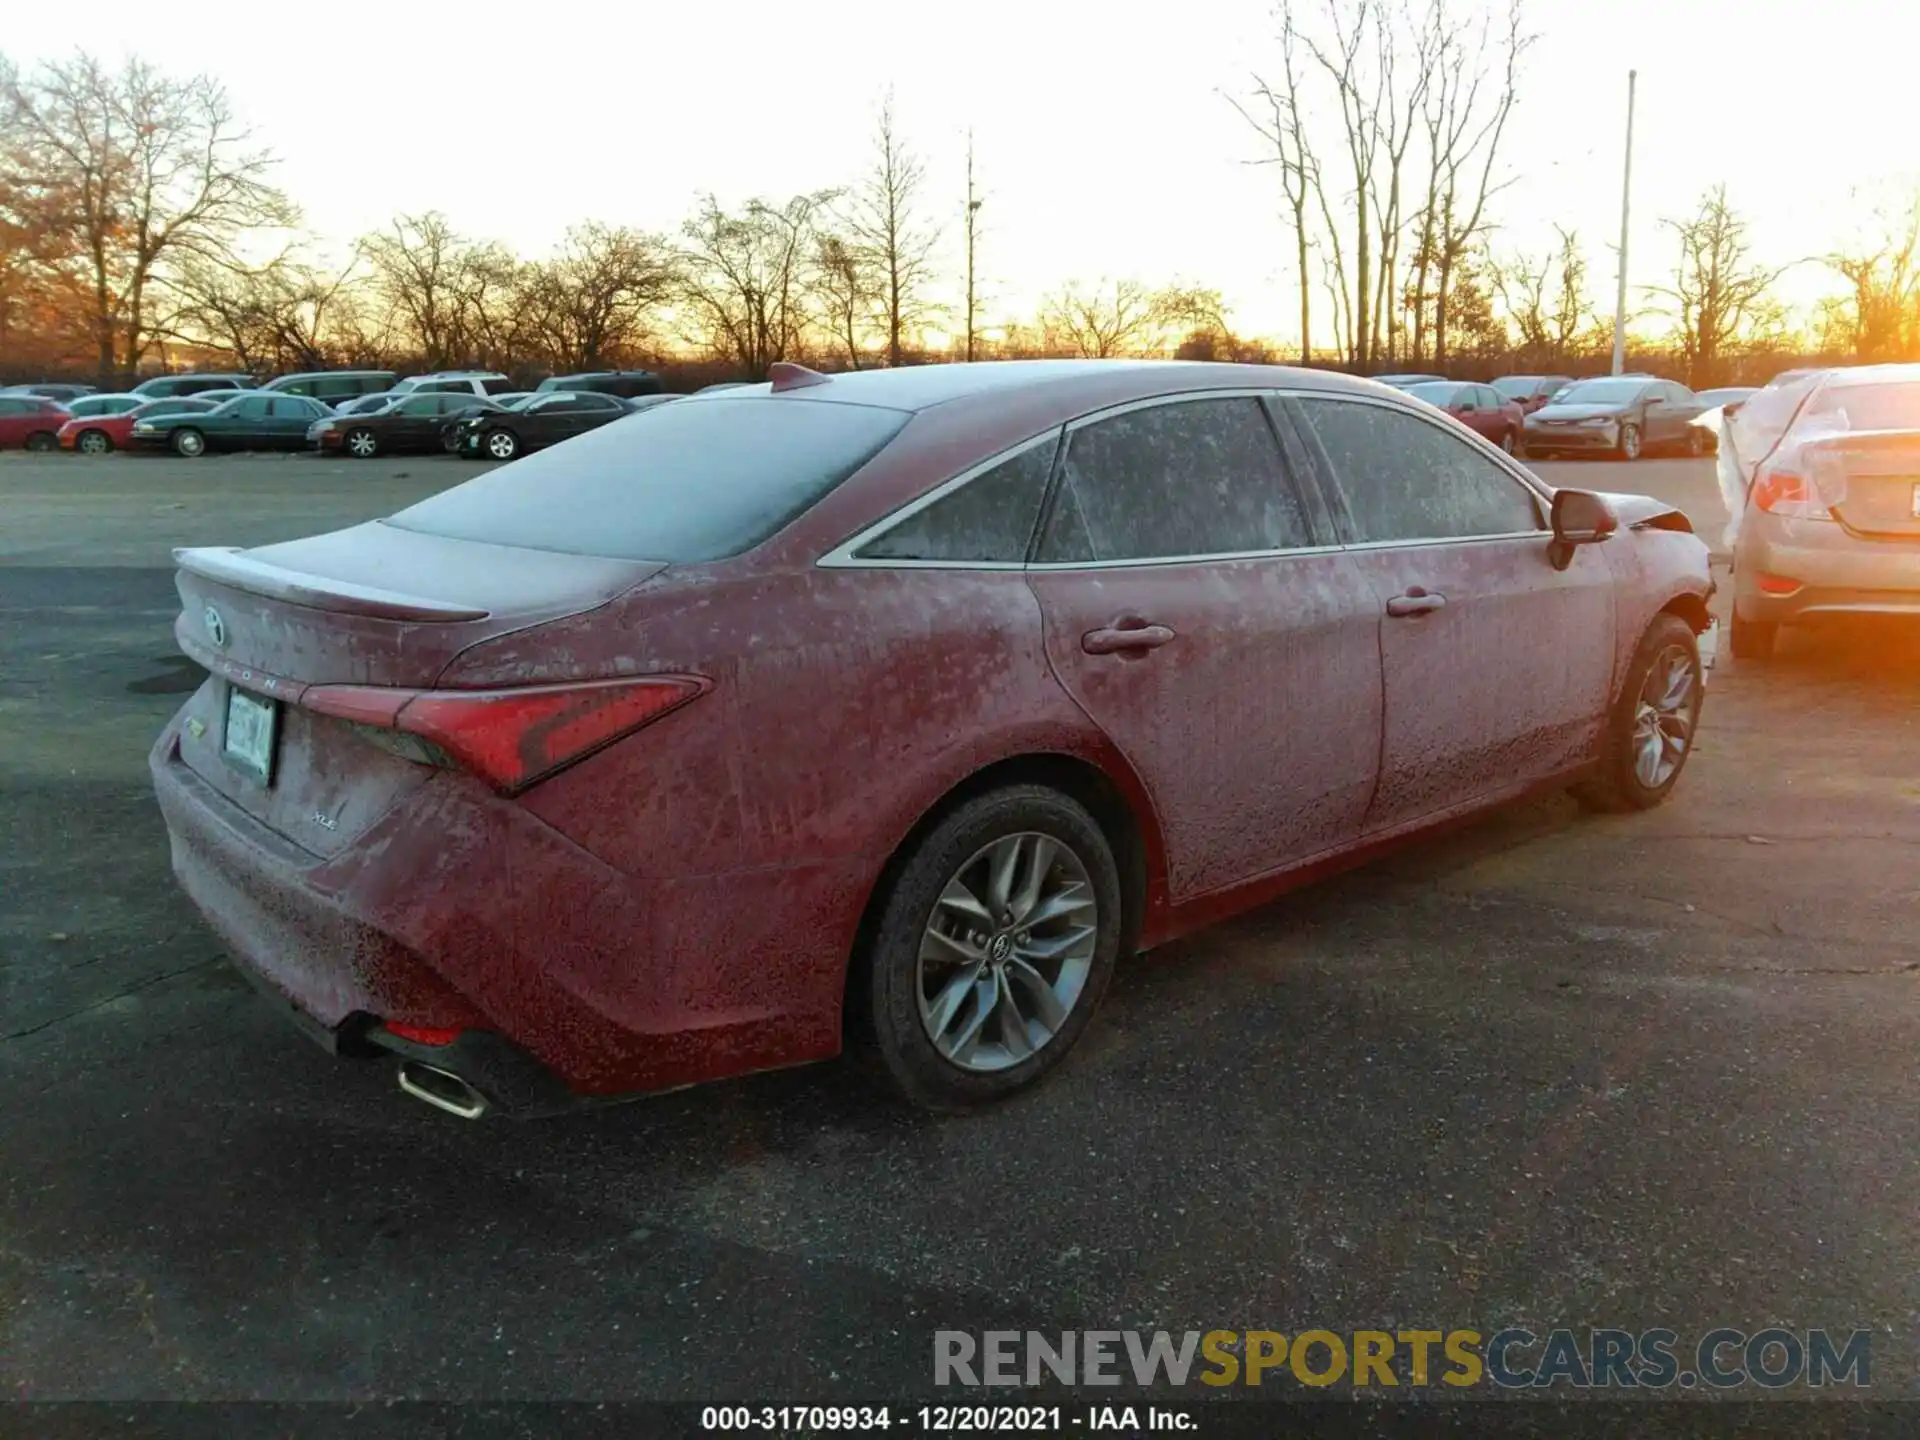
1386,588,1446,618
1082,623,1176,655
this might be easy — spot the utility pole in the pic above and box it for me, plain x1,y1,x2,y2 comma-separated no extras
1610,69,1637,376
964,131,982,363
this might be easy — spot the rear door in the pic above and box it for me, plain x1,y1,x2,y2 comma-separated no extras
547,393,625,441
1284,393,1616,834
1025,392,1383,902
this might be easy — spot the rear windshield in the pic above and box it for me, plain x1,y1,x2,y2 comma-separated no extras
384,396,910,561
1800,382,1920,433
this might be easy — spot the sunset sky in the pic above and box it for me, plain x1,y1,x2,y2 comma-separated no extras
9,0,1917,346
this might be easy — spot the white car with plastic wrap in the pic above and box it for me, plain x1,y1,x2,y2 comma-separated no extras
1718,365,1920,658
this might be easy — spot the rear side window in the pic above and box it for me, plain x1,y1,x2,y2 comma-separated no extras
386,396,910,561
856,436,1057,563
1036,397,1310,563
1295,397,1542,543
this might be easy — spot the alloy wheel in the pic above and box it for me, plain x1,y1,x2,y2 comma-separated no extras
174,430,204,457
486,431,517,461
77,430,110,455
1631,644,1697,789
347,429,377,458
915,832,1098,1073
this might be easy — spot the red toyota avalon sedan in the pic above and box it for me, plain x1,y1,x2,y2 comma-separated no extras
151,361,1715,1118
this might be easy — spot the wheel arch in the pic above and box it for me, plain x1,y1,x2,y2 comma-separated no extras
1657,589,1712,636
839,746,1165,1042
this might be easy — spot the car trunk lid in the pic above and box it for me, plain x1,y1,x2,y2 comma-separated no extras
170,522,666,854
1797,429,1920,538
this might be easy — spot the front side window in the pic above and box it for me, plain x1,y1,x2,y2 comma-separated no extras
399,395,444,416
231,396,271,419
856,436,1057,563
1294,397,1542,544
1036,397,1311,564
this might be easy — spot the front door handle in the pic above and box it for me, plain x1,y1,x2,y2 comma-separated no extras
1082,622,1177,655
1386,588,1446,618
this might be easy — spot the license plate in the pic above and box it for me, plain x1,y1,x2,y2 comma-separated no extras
1698,619,1720,684
224,686,278,784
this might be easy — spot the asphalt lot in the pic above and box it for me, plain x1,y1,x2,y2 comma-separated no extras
3,449,1918,1412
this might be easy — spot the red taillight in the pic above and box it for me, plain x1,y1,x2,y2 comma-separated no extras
1750,467,1831,520
305,676,707,791
1757,573,1801,596
385,1021,464,1046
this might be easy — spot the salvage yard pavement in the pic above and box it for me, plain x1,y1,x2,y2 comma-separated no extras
2,451,1917,1401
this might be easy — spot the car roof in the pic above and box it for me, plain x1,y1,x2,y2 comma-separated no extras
1814,363,1920,390
673,360,1392,417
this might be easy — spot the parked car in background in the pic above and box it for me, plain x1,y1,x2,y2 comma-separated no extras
535,370,663,399
61,393,144,420
1405,380,1527,454
391,371,516,399
1,382,98,403
1522,376,1706,460
131,373,257,400
1767,368,1827,388
151,359,1714,1118
1491,375,1575,414
262,370,399,407
1722,364,1920,660
1372,373,1447,392
1688,387,1760,455
695,381,750,393
310,391,487,457
60,396,223,454
453,390,641,461
437,393,537,450
126,392,332,456
331,392,403,417
0,393,69,450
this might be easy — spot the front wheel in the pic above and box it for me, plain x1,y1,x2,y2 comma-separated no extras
484,428,519,461
1616,423,1642,461
345,428,378,459
861,785,1122,1111
1572,614,1703,813
171,428,206,458
76,429,113,455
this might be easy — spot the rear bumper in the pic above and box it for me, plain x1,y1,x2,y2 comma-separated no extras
148,715,848,1107
1734,514,1920,623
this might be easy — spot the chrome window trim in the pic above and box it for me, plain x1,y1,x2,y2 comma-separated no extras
816,428,1062,570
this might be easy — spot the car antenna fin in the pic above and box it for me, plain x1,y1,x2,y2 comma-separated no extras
767,362,832,393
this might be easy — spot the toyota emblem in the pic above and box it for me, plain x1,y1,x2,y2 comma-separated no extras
203,604,227,649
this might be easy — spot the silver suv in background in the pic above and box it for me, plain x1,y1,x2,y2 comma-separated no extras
1723,364,1920,659
390,371,516,399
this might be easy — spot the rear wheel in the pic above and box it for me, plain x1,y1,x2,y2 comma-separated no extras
345,428,378,459
862,785,1121,1111
76,428,112,455
1616,423,1642,462
484,428,519,461
1573,614,1703,813
23,431,57,452
171,428,206,458
1730,613,1776,662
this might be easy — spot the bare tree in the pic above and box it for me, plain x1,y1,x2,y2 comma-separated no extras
845,95,941,367
810,230,876,369
1491,225,1589,367
359,213,472,369
1824,194,1920,363
1039,279,1170,358
1230,7,1322,363
519,223,677,371
679,192,828,379
0,53,294,378
1300,0,1379,368
1654,186,1787,388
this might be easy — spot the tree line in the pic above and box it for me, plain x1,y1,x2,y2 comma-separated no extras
0,33,1914,391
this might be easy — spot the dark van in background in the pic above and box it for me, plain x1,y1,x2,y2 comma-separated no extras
534,370,663,399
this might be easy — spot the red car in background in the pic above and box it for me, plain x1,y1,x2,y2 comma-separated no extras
0,393,69,449
1492,375,1575,414
59,396,226,454
1405,380,1527,454
151,360,1714,1120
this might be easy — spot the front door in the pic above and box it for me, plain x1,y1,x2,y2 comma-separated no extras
1284,394,1617,834
1024,393,1384,903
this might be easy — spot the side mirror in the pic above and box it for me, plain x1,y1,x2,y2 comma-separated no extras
1548,489,1617,570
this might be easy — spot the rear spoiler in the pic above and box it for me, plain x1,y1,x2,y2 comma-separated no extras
172,546,492,622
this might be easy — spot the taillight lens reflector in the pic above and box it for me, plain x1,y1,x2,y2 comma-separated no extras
1750,468,1832,520
305,676,707,792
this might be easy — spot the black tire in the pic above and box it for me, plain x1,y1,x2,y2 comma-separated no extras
1616,422,1642,461
483,428,520,462
861,785,1122,1111
1730,613,1776,662
76,428,113,455
171,428,206,458
23,431,57,452
1573,613,1703,813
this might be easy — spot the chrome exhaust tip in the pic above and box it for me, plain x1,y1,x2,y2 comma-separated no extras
397,1060,491,1120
